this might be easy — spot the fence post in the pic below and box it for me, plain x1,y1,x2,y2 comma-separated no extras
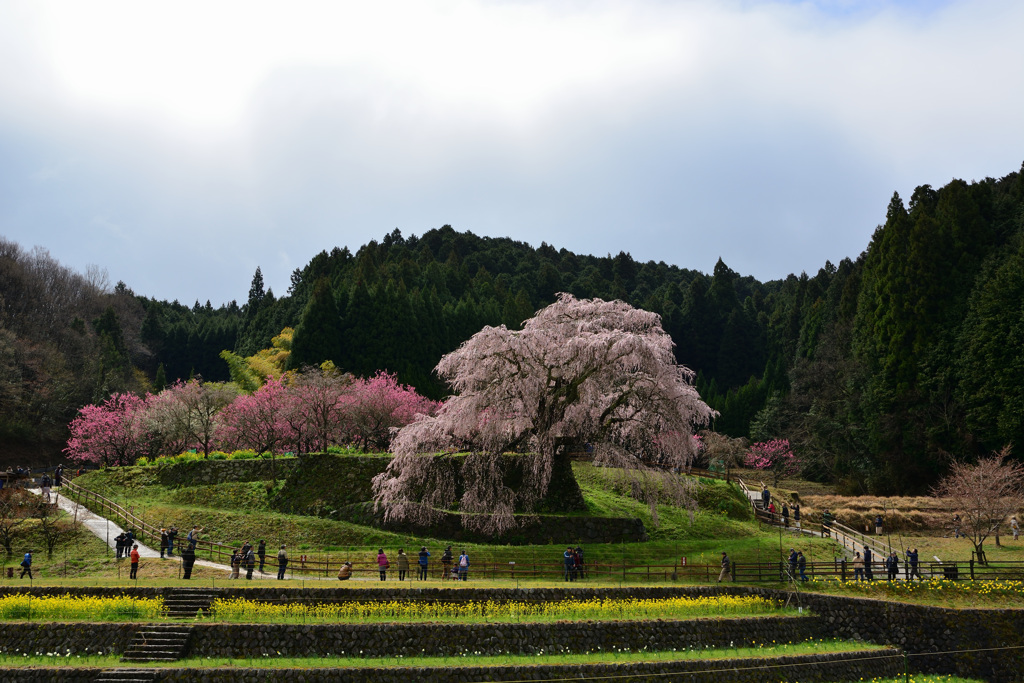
841,558,847,582
969,559,975,580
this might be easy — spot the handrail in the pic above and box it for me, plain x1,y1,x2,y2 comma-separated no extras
828,518,894,558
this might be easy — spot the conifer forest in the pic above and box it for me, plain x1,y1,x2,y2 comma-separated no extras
2,163,1023,495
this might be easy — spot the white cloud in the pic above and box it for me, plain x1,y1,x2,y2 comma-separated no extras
0,0,1022,302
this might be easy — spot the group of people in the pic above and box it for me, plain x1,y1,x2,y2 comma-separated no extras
787,548,809,581
368,546,471,581
851,545,922,581
562,546,585,581
228,540,268,580
760,486,802,530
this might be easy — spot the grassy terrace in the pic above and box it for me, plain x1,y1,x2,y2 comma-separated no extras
0,640,888,668
61,461,847,573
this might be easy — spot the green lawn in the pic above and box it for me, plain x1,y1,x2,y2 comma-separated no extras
65,463,847,578
0,640,889,669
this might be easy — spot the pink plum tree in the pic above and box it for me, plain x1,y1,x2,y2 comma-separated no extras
744,439,800,486
147,380,236,456
284,366,353,453
344,371,439,452
64,392,155,466
217,376,292,456
373,294,716,536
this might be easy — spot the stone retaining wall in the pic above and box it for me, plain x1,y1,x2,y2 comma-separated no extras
0,650,901,683
153,458,298,487
1,585,1023,681
0,623,135,657
188,616,815,658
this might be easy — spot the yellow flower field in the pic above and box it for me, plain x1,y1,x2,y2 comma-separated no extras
211,594,790,623
0,594,164,621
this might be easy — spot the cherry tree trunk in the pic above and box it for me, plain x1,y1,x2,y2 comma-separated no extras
538,449,587,512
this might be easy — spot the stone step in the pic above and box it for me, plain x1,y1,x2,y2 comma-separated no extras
120,624,193,663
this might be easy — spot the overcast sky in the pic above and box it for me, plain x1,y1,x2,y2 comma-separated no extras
1,0,1022,305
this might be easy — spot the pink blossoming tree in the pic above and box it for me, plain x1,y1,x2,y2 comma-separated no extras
64,392,155,466
344,371,439,452
744,439,800,485
373,294,716,536
217,376,292,456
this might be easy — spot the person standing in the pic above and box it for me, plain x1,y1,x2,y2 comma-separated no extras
952,514,962,539
160,529,169,559
54,465,63,488
377,548,389,581
793,504,801,530
167,527,177,557
886,551,899,581
19,551,32,579
788,548,798,580
718,552,731,583
875,515,884,536
229,550,241,579
1011,517,1020,542
797,551,807,581
257,540,266,572
441,546,453,581
418,546,430,580
276,545,288,580
761,486,771,509
853,552,864,581
563,547,576,582
457,549,470,581
130,544,140,579
782,504,790,528
907,548,921,581
114,532,125,559
41,473,52,503
396,548,409,581
182,545,196,579
187,526,203,550
574,546,585,580
245,545,256,580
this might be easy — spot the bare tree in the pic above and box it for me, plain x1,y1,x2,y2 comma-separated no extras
0,489,43,556
34,498,83,559
933,446,1024,564
700,430,748,481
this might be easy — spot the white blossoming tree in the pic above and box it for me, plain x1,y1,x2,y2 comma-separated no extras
372,294,716,536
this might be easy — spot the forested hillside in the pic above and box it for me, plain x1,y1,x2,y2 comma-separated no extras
2,162,1022,492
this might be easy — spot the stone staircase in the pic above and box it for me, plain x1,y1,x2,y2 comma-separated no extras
94,669,162,682
162,587,218,618
120,624,193,662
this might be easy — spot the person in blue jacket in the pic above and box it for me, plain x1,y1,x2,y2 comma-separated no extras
418,546,430,581
19,551,32,579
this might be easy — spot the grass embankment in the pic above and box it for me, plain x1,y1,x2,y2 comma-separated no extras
69,462,846,575
0,640,889,669
0,516,132,580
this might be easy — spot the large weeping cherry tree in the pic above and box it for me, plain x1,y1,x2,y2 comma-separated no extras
372,294,717,536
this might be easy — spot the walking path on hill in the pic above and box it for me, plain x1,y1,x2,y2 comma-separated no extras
27,487,361,581
735,478,893,561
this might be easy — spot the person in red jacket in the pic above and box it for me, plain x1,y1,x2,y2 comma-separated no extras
130,544,141,579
